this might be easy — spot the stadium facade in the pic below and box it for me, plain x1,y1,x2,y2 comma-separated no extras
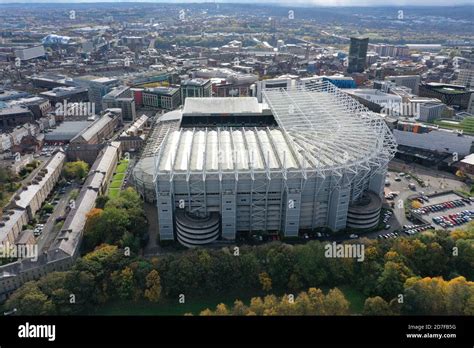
133,81,397,247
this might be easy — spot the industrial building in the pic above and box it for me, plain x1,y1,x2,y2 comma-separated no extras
133,81,397,247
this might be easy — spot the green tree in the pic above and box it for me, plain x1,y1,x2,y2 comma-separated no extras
324,288,350,315
144,270,162,302
42,203,54,214
377,260,414,300
111,267,135,300
363,296,393,315
63,161,89,181
259,272,272,292
5,282,49,315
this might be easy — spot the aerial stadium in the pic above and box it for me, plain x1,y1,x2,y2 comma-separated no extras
133,81,397,248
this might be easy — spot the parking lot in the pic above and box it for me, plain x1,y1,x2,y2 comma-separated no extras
364,159,471,240
411,192,473,231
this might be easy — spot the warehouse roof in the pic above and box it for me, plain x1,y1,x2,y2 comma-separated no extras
45,121,92,142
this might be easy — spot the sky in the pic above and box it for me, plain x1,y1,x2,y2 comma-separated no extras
0,0,473,5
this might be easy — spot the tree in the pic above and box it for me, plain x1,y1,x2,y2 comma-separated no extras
231,300,248,316
453,239,474,280
63,161,89,181
324,288,350,315
265,243,295,289
293,241,329,287
95,195,109,209
403,276,474,315
200,288,351,316
377,260,414,300
5,282,49,315
42,203,54,214
214,303,230,316
259,272,272,292
83,208,104,251
363,296,393,315
144,270,162,302
111,267,135,300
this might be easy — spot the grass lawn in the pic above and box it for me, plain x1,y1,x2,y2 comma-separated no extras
338,285,366,314
113,173,125,181
107,159,129,197
91,286,366,316
93,292,255,316
435,117,474,134
108,188,120,198
109,180,122,189
116,160,129,174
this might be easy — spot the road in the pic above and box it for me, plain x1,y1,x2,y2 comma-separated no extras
36,184,77,252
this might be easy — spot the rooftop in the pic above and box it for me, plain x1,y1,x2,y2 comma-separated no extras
181,78,210,87
182,97,263,115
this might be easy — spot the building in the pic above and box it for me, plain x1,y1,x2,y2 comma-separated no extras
67,109,121,164
102,86,136,122
142,87,181,110
14,45,46,61
344,89,402,115
457,153,474,176
133,81,396,247
469,93,474,115
456,68,474,88
347,37,369,74
0,89,30,102
394,125,474,166
44,121,93,144
0,105,34,129
385,75,421,95
0,143,120,302
73,76,119,113
7,97,51,120
180,79,212,104
418,102,445,122
40,87,89,106
419,83,473,110
118,115,148,151
0,151,65,248
28,74,73,89
254,77,293,102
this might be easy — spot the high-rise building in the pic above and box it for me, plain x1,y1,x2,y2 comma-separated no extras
102,86,136,121
73,76,119,113
347,37,369,74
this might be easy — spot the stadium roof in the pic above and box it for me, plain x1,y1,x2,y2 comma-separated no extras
183,97,262,115
153,81,397,179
